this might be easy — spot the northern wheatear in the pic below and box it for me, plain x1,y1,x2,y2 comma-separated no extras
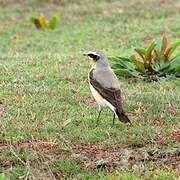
84,50,130,126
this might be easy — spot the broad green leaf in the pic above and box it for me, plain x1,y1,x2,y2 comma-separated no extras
171,52,180,61
134,48,146,60
111,57,136,71
174,65,180,73
48,16,58,30
159,62,170,72
146,41,156,55
120,60,136,70
114,69,131,77
114,69,139,77
152,59,160,72
145,41,156,64
169,41,180,57
109,56,120,62
128,69,140,77
112,63,126,69
130,55,145,73
112,60,129,69
118,57,131,62
108,56,119,61
168,56,180,72
109,56,131,62
112,57,139,78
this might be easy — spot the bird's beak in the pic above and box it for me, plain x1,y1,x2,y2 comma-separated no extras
83,53,88,56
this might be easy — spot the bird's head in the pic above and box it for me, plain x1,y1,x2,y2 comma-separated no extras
83,50,109,68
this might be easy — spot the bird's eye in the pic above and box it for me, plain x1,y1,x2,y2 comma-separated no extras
88,54,100,61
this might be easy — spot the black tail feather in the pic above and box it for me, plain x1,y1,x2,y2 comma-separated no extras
116,110,131,124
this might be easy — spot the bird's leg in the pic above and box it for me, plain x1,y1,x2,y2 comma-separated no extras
96,106,102,126
111,113,116,127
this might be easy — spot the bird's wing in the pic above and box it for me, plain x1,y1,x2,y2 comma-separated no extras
89,69,123,112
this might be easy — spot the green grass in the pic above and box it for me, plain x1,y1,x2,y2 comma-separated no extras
0,0,180,179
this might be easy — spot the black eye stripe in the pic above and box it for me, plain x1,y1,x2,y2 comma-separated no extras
88,54,100,60
88,54,96,59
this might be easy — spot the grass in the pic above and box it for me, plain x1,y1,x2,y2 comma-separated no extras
0,0,180,179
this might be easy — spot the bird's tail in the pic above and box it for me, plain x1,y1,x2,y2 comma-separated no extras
116,109,131,124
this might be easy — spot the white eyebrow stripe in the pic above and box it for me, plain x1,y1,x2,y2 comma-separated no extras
87,51,98,56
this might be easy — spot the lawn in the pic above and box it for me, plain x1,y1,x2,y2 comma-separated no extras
0,0,180,179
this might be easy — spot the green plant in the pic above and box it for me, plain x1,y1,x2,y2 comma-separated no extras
30,15,48,29
152,34,180,77
111,34,180,80
111,56,140,77
48,16,58,30
30,15,58,30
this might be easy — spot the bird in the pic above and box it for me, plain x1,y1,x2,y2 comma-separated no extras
84,50,131,127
